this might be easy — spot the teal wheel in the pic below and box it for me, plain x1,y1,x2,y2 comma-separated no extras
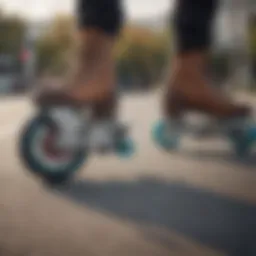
152,120,180,151
115,137,135,158
230,125,256,157
19,114,87,185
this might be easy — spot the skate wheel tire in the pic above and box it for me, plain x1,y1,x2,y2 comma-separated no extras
115,137,135,158
152,120,179,151
232,125,256,157
19,114,87,185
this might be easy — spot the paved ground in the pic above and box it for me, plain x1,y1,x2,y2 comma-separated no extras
0,92,255,256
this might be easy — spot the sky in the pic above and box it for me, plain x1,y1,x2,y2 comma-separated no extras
0,0,173,21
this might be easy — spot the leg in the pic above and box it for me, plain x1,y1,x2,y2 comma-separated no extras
36,0,123,118
76,0,123,118
164,0,251,119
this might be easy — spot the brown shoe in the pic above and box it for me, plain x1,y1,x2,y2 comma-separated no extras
33,78,117,119
164,88,251,120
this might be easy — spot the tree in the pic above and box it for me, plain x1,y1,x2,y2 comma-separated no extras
36,15,75,74
0,11,25,56
115,26,170,89
249,14,256,55
249,13,256,88
36,17,171,89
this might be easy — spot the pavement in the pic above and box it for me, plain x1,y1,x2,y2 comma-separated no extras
0,92,255,256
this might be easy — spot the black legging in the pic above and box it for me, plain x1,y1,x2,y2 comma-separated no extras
77,0,219,53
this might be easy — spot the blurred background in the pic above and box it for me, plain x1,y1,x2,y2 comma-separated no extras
0,1,256,256
0,0,255,94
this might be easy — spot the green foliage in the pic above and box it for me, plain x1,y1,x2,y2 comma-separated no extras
249,14,256,56
210,51,230,83
0,11,25,56
36,17,170,85
36,15,75,74
249,15,256,86
115,26,170,87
